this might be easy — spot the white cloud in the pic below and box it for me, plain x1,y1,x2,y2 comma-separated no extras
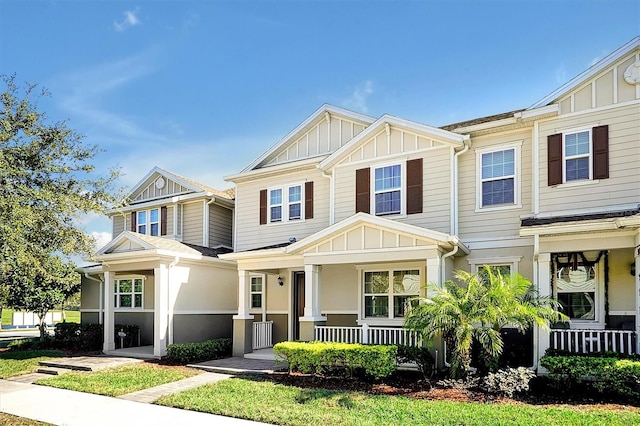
343,80,374,113
555,65,567,84
91,231,112,251
114,10,141,32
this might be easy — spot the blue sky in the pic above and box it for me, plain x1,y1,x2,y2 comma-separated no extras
1,0,638,249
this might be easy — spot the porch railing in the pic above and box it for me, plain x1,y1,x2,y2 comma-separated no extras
550,329,636,355
315,324,422,346
252,321,273,350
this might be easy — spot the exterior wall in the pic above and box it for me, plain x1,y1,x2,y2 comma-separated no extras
173,314,233,343
130,173,190,202
558,51,640,114
538,103,640,213
321,264,358,314
209,203,233,248
608,248,636,313
81,312,99,324
166,205,174,237
80,277,101,310
112,215,125,236
182,200,204,246
325,314,358,327
235,168,330,251
458,128,533,240
114,312,154,346
172,263,237,312
454,245,535,282
266,314,288,344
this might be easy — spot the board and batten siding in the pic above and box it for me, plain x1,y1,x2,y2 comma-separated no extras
538,103,640,213
457,129,533,240
209,203,233,248
182,201,204,246
234,168,329,252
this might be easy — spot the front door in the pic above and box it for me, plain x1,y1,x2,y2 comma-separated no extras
293,271,305,340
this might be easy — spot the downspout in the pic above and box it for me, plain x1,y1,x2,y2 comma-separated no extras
452,136,471,236
441,237,460,284
321,170,334,225
167,256,180,346
84,273,104,325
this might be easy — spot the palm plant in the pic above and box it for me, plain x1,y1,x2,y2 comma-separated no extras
404,267,567,378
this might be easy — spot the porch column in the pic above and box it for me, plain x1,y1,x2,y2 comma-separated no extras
102,271,115,352
426,257,441,289
233,270,254,357
635,233,640,354
536,253,552,370
299,264,326,341
154,263,169,357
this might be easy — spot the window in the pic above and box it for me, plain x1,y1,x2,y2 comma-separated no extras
476,143,521,210
480,149,515,207
268,184,303,223
114,278,143,308
363,269,420,319
468,257,521,280
250,276,263,309
564,130,591,182
556,265,596,320
374,164,402,215
136,209,160,236
476,264,512,283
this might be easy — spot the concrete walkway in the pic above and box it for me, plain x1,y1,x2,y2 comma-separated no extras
190,356,284,374
0,379,271,426
118,372,231,403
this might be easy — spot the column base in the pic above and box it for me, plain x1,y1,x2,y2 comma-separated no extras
233,317,254,357
299,319,327,341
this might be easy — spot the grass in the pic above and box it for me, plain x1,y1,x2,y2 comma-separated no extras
0,350,64,379
0,413,52,426
36,363,200,397
157,377,640,426
1,309,80,328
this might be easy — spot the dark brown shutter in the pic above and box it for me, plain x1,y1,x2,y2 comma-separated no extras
547,133,563,186
592,125,609,179
304,181,314,219
130,211,137,232
355,168,370,213
160,206,168,236
406,158,423,214
259,189,267,225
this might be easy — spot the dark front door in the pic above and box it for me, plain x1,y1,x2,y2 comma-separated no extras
293,271,305,340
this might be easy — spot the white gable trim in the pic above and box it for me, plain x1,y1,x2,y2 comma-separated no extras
319,115,468,170
97,231,156,255
241,104,376,173
529,36,640,109
127,166,204,199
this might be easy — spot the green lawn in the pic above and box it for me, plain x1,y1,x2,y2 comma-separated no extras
0,350,64,379
157,377,640,426
37,363,200,397
0,413,52,426
1,309,80,328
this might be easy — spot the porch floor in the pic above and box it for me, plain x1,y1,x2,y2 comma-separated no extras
104,345,156,360
244,347,277,361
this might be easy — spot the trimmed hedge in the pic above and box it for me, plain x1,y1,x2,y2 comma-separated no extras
166,338,232,364
273,341,397,379
53,322,103,351
540,355,640,399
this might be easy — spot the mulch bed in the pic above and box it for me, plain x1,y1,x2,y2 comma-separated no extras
262,370,640,410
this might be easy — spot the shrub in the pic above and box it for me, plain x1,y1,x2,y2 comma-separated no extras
482,367,535,397
114,324,140,348
53,322,103,351
166,338,232,364
273,341,397,380
396,345,435,378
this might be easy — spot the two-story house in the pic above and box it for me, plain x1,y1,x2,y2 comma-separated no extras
79,167,237,358
221,37,640,368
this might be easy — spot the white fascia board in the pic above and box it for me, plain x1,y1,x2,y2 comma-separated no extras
240,104,376,174
225,157,324,183
529,36,640,109
516,104,559,120
319,115,467,170
108,192,212,214
126,166,204,200
616,216,640,227
519,221,620,237
97,231,154,255
76,264,103,274
219,247,288,261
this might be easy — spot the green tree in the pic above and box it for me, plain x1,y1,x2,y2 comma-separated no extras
0,280,8,329
0,74,121,337
404,267,567,379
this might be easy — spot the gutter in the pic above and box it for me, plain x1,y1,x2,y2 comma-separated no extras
451,136,471,236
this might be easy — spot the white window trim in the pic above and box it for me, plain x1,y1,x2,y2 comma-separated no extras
267,183,305,225
114,275,145,309
553,260,605,329
562,127,592,183
249,273,265,312
136,208,161,236
356,263,423,325
475,141,522,212
370,160,406,217
467,256,522,275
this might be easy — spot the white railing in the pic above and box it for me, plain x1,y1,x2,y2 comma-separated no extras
315,324,422,346
252,321,273,350
550,329,636,355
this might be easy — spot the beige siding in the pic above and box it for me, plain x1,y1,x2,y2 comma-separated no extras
209,203,233,247
112,215,125,236
453,246,535,283
182,201,204,246
130,172,191,202
539,103,640,213
166,205,174,236
608,248,636,312
234,168,330,251
458,129,533,240
172,263,237,312
80,277,101,310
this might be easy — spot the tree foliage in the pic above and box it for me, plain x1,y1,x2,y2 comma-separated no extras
404,267,567,378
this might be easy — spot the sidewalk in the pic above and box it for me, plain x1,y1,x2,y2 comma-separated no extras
0,379,271,426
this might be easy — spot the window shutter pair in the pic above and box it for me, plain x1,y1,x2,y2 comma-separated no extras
259,182,314,225
130,207,168,235
547,125,609,186
355,158,423,215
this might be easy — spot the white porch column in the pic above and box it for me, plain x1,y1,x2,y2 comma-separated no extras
302,264,324,320
102,271,115,352
154,263,169,357
235,270,253,319
426,257,441,291
536,252,552,370
233,270,254,356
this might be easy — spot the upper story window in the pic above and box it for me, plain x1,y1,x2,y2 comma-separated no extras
269,189,283,222
547,125,609,186
114,277,143,308
363,268,420,319
476,143,521,211
136,209,160,236
374,164,402,215
259,182,314,226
